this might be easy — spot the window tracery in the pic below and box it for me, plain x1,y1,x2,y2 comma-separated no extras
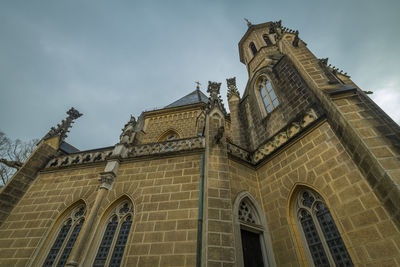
43,205,86,267
93,200,133,267
238,200,257,224
258,77,279,114
157,129,180,142
295,189,353,267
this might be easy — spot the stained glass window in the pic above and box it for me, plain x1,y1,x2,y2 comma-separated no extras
93,201,133,267
43,205,85,267
259,79,279,114
296,189,353,267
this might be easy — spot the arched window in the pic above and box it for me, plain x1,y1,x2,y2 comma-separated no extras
263,34,272,46
259,78,279,113
157,129,180,142
93,200,134,267
233,192,275,267
250,42,257,56
43,204,86,267
295,189,353,267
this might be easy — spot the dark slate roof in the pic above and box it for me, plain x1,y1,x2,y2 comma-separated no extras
164,89,209,108
59,141,80,154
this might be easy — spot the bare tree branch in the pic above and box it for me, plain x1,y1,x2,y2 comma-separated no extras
0,131,38,185
0,158,23,169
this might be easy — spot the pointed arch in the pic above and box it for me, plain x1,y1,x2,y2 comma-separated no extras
233,191,276,267
288,184,354,267
157,128,181,142
34,199,87,267
87,195,135,267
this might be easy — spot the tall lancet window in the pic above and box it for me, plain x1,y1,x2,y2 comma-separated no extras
93,200,133,267
43,204,86,267
295,189,353,267
259,78,279,113
234,192,275,267
250,42,257,56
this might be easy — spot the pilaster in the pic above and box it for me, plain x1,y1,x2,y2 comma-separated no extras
203,82,236,266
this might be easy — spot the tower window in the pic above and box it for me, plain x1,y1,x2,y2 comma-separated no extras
263,35,272,46
250,42,257,56
295,189,353,267
259,79,279,113
93,200,133,267
43,205,86,267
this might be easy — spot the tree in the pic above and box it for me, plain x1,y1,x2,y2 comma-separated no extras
0,131,38,186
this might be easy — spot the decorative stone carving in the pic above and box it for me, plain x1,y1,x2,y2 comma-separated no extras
292,30,300,47
226,108,320,165
214,126,225,144
42,107,83,142
318,58,350,85
120,115,136,145
98,172,116,190
227,143,250,162
226,77,240,99
207,81,227,114
45,149,113,168
129,136,205,157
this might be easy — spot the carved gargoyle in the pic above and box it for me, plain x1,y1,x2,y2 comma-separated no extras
214,126,225,144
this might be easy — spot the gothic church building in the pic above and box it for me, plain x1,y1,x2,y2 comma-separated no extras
1,20,400,267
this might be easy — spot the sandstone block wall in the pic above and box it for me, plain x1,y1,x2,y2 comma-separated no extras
140,109,204,144
0,153,202,267
239,56,318,151
257,122,400,266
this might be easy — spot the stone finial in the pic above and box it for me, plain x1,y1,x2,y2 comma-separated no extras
119,115,136,145
42,107,83,142
226,77,240,99
207,81,226,114
244,18,252,28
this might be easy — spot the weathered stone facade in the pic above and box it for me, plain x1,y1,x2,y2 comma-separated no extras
0,20,399,267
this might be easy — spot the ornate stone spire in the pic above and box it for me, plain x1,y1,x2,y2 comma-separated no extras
226,77,240,99
207,81,226,114
42,107,83,142
119,115,136,145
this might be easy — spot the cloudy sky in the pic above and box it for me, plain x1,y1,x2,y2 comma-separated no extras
1,0,399,151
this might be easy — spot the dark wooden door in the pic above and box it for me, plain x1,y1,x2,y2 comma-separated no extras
241,229,264,267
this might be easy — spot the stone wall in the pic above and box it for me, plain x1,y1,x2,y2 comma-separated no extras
256,122,400,266
240,56,318,150
0,153,202,267
140,109,203,144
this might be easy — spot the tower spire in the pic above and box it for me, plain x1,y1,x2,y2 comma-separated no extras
195,81,201,90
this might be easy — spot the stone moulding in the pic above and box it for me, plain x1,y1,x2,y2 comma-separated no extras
128,136,205,157
45,149,114,169
227,108,320,165
44,136,206,169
